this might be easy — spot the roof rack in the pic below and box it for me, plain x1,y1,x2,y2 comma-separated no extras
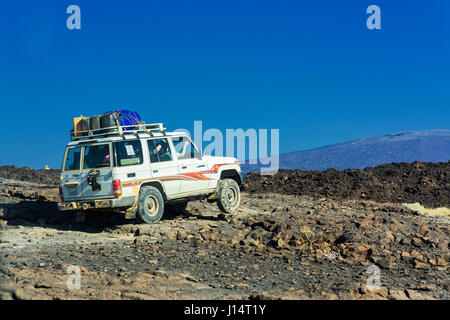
70,122,166,141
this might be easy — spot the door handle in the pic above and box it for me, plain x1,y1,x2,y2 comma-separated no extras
181,166,187,169
197,164,205,168
153,169,159,173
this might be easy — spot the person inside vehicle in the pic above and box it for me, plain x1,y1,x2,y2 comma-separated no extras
157,140,171,161
102,154,110,165
148,139,171,162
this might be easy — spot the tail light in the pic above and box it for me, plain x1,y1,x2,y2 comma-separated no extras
59,184,64,201
113,180,122,198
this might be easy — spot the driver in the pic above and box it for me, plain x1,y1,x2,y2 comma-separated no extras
157,140,171,161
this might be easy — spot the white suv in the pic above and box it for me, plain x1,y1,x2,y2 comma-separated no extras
58,123,245,223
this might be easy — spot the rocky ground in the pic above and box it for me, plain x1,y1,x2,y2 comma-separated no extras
0,169,449,300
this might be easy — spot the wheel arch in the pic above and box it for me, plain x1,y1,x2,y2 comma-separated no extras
219,169,241,185
140,181,167,200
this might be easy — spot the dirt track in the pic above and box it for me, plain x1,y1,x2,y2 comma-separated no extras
0,174,448,300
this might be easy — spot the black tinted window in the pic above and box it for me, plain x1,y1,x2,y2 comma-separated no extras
83,144,111,169
114,140,143,167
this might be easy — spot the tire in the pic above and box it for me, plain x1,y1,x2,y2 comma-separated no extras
216,178,241,214
167,201,188,214
136,186,164,224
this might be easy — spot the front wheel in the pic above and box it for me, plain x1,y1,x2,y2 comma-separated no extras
216,178,241,214
137,186,164,224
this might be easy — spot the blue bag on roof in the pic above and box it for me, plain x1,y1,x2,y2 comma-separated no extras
103,110,142,131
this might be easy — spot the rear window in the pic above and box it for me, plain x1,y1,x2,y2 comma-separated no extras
64,147,82,171
83,144,111,169
114,140,143,166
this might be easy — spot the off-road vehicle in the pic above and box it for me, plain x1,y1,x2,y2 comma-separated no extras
58,121,245,223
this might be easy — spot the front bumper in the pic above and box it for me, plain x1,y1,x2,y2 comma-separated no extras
239,171,246,185
58,196,136,211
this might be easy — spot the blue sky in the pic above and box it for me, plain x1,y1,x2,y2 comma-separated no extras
0,1,449,169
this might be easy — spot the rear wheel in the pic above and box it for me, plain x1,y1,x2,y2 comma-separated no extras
137,186,164,224
216,178,240,214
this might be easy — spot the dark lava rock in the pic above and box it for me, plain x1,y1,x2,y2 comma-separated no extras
245,161,450,208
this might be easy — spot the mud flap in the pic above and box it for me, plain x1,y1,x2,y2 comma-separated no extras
124,206,137,219
124,197,138,219
207,192,217,202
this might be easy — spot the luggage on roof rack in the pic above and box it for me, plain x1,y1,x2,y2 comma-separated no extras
90,115,101,132
118,110,142,130
73,116,90,137
99,113,117,134
70,111,165,141
103,110,142,131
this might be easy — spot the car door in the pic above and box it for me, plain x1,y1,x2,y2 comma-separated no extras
147,138,181,196
171,136,209,194
61,146,84,201
80,143,114,199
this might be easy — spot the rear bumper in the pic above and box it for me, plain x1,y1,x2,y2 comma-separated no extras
58,196,136,211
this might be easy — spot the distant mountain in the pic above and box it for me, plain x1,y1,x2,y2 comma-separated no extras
242,129,450,172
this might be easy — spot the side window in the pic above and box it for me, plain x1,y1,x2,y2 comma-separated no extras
147,138,172,163
83,144,111,169
64,147,82,171
114,140,143,167
172,136,199,160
